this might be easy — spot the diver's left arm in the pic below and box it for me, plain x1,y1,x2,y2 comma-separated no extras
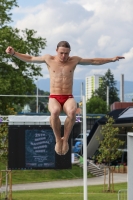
77,56,125,65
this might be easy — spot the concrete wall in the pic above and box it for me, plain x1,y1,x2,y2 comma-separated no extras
127,132,133,200
111,102,133,111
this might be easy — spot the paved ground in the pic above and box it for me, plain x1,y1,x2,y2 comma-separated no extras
12,173,127,191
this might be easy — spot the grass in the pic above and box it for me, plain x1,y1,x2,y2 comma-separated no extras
11,183,127,200
0,161,127,200
0,162,93,184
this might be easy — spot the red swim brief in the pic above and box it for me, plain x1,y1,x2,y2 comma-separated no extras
49,94,74,107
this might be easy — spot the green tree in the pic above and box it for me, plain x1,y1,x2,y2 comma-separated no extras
0,122,8,164
86,96,108,114
0,0,18,26
94,69,120,105
0,107,16,165
96,116,124,191
0,0,47,169
0,1,47,114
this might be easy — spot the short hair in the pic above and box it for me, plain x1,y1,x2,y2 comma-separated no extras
57,41,71,49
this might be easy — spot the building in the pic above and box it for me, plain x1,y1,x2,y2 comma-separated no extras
85,74,103,100
87,102,133,164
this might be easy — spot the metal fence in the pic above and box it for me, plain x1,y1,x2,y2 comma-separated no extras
118,189,127,200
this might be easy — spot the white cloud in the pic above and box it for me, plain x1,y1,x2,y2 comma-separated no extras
113,47,133,81
98,35,111,49
123,47,133,61
12,0,133,81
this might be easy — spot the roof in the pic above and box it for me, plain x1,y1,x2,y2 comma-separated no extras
1,115,82,125
118,107,133,118
87,107,133,157
2,115,68,125
90,107,133,135
98,108,125,125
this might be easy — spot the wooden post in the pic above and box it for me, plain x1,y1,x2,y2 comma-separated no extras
0,171,2,200
112,167,114,192
104,167,106,191
9,171,12,200
1,170,12,200
108,166,111,191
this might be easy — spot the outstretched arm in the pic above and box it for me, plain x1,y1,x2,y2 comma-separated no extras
5,46,46,63
78,56,125,65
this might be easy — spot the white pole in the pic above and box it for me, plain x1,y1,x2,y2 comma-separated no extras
36,83,39,113
120,74,124,102
81,82,83,101
106,86,109,109
83,95,88,200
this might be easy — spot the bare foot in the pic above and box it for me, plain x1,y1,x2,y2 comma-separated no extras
55,139,63,155
62,138,69,155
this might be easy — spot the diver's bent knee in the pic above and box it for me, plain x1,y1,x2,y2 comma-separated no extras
67,109,76,118
50,108,60,116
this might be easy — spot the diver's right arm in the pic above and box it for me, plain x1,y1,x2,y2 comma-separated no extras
5,46,46,63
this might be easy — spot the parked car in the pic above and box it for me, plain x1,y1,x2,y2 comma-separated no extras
73,130,90,145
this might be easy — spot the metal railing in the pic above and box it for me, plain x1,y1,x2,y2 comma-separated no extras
118,189,127,200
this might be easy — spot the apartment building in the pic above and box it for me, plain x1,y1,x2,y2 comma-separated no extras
86,74,103,100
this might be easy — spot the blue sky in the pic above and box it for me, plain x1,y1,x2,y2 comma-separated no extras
16,0,47,6
10,0,133,82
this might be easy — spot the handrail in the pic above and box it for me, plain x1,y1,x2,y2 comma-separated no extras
89,161,101,170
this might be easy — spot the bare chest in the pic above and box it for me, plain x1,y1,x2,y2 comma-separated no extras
48,62,75,77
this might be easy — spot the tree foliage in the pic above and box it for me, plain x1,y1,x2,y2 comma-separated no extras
0,0,48,164
0,0,47,114
0,0,18,26
0,122,8,164
97,116,124,164
0,108,16,164
86,96,108,114
96,116,124,191
0,90,21,166
94,69,120,105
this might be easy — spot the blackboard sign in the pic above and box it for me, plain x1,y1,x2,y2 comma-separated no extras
8,125,71,170
25,129,55,168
